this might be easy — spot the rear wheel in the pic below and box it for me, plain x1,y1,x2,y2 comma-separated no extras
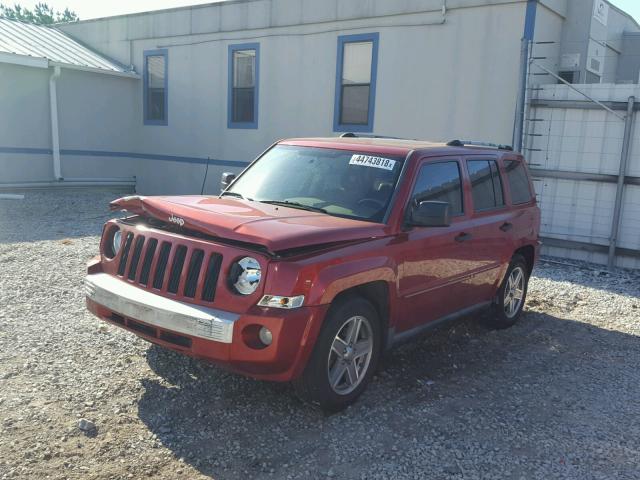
485,254,529,329
294,297,381,412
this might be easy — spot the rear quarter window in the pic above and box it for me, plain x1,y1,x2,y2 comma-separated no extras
504,160,533,205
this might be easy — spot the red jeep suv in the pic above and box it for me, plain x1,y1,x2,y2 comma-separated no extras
86,136,540,411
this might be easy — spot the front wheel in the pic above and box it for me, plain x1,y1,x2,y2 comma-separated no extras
294,297,381,412
485,254,529,329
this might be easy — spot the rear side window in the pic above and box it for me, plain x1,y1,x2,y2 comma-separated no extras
504,160,533,204
411,161,463,216
467,159,504,211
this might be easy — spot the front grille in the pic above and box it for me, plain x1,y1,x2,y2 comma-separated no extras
127,236,145,280
202,254,223,302
152,242,172,289
167,246,187,294
115,231,222,302
117,233,134,276
184,249,204,298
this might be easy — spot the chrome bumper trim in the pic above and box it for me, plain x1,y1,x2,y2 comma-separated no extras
85,273,237,343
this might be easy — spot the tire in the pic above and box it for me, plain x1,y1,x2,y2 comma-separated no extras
485,254,529,329
294,296,381,412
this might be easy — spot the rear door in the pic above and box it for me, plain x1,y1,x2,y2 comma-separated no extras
397,157,479,331
460,156,516,303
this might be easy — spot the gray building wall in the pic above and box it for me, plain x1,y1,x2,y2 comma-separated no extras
60,0,531,194
0,62,139,184
553,0,640,84
0,64,53,182
617,32,640,83
4,0,638,194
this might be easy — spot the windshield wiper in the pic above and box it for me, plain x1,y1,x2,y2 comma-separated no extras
260,200,328,214
220,191,247,200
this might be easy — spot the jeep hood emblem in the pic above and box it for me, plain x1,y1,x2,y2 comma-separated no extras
168,214,185,227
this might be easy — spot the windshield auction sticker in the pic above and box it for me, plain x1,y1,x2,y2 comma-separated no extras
349,154,396,171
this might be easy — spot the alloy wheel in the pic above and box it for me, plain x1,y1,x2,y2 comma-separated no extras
327,315,374,395
504,266,525,318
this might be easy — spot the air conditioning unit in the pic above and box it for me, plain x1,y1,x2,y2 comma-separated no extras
586,39,604,76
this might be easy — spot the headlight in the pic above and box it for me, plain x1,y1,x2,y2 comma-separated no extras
104,227,121,259
112,229,122,256
229,257,261,295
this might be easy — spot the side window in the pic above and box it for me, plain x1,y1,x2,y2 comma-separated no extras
411,161,463,216
504,160,533,204
143,49,168,125
228,43,259,128
467,159,505,211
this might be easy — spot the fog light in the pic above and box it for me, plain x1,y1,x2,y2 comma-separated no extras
258,326,272,346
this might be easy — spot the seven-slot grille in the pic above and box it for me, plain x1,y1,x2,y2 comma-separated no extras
115,230,222,302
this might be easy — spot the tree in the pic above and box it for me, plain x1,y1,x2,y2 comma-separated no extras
0,3,78,25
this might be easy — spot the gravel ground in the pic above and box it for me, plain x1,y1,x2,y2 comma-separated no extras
1,190,639,480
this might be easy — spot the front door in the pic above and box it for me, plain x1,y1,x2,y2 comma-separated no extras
397,158,478,332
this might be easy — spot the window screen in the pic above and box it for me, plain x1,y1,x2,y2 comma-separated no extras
411,162,463,216
504,160,533,204
340,41,373,125
145,54,166,122
467,160,505,211
232,49,256,123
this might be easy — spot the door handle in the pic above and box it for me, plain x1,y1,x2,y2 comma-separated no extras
500,222,513,232
455,232,473,243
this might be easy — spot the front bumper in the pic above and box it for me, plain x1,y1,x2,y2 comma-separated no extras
86,273,237,343
85,273,328,382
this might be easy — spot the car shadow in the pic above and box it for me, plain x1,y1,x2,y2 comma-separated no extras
138,308,640,479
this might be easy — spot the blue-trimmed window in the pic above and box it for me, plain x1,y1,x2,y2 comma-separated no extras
333,33,379,133
228,43,259,129
143,49,168,125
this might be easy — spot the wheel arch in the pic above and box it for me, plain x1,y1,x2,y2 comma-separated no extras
514,244,535,276
330,280,391,350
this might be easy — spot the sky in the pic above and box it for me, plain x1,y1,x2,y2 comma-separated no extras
5,0,640,23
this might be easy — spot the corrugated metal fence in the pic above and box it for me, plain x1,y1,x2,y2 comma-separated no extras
523,84,640,269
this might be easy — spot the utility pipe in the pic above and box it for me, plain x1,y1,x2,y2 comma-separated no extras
608,96,635,268
49,65,62,180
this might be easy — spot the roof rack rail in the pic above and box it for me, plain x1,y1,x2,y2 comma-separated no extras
340,132,409,140
447,139,514,151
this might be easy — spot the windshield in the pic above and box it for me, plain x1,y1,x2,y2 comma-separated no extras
226,145,404,223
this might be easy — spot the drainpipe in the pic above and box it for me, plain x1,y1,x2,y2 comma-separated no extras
513,0,537,151
49,65,62,180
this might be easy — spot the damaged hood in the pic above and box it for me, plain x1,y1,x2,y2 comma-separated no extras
110,195,389,253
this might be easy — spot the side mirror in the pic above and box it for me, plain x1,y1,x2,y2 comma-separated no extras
408,200,450,227
220,172,236,192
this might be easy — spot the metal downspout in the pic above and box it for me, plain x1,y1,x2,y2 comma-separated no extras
608,96,635,268
49,65,62,180
513,0,537,151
